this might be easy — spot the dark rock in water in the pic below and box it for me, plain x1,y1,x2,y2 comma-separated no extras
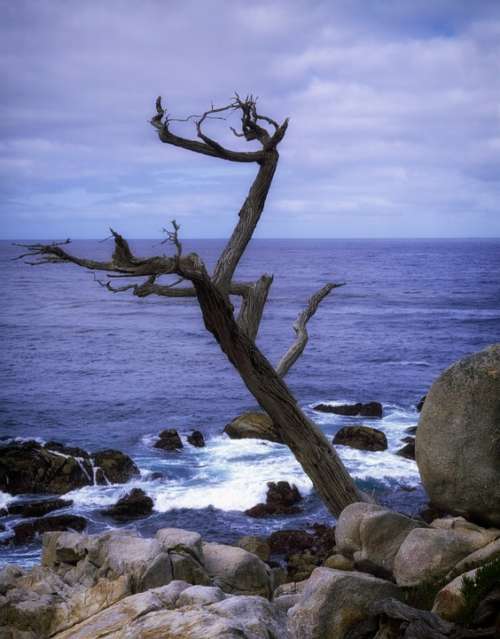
268,529,315,556
333,425,387,451
45,441,89,458
101,488,153,521
0,440,139,495
154,429,183,451
0,440,93,495
396,439,415,460
150,471,164,481
91,449,140,484
224,411,283,444
401,436,415,444
405,426,418,435
313,401,383,418
416,395,426,412
416,344,500,527
7,498,73,518
11,515,87,545
187,430,205,448
245,481,302,518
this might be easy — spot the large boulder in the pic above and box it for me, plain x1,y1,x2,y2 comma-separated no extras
416,344,500,527
333,425,387,451
0,441,139,495
393,518,499,586
223,411,283,443
287,567,402,639
202,542,271,597
335,502,421,576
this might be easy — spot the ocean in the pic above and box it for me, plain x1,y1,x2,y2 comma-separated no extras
1,238,499,566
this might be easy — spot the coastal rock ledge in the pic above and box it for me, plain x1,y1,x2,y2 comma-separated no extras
0,440,140,495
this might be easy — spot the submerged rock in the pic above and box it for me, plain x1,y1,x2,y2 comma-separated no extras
416,394,426,412
223,411,283,443
187,430,205,447
154,429,183,451
0,440,139,495
313,401,383,418
11,514,87,545
245,481,302,517
101,488,153,521
396,438,416,459
416,344,500,526
333,425,387,451
6,498,73,518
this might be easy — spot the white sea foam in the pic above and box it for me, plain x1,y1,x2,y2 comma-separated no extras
0,491,13,510
63,403,421,515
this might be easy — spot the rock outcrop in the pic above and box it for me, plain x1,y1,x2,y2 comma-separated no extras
223,411,283,443
416,344,500,527
4,498,73,518
333,425,387,451
245,481,302,517
0,440,139,495
101,488,153,521
9,514,87,545
154,429,183,451
313,401,383,417
187,430,205,447
1,512,498,639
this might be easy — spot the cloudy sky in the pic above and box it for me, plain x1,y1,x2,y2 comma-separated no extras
2,0,500,239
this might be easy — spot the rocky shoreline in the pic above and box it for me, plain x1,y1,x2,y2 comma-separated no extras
0,502,499,638
1,345,499,637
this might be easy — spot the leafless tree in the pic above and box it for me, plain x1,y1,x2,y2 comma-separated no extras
16,94,363,516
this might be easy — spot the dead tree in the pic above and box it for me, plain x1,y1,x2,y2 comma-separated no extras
16,95,363,516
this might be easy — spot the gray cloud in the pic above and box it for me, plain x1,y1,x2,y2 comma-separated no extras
1,0,499,238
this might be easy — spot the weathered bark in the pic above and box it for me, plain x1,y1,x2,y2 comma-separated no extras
181,257,363,515
17,95,363,517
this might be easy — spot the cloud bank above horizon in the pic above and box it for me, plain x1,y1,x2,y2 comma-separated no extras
1,0,500,239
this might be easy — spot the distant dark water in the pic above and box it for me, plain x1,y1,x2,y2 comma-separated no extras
1,238,499,565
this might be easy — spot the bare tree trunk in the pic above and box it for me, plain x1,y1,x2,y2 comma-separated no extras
187,260,364,515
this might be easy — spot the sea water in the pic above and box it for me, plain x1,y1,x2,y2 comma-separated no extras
1,238,499,566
